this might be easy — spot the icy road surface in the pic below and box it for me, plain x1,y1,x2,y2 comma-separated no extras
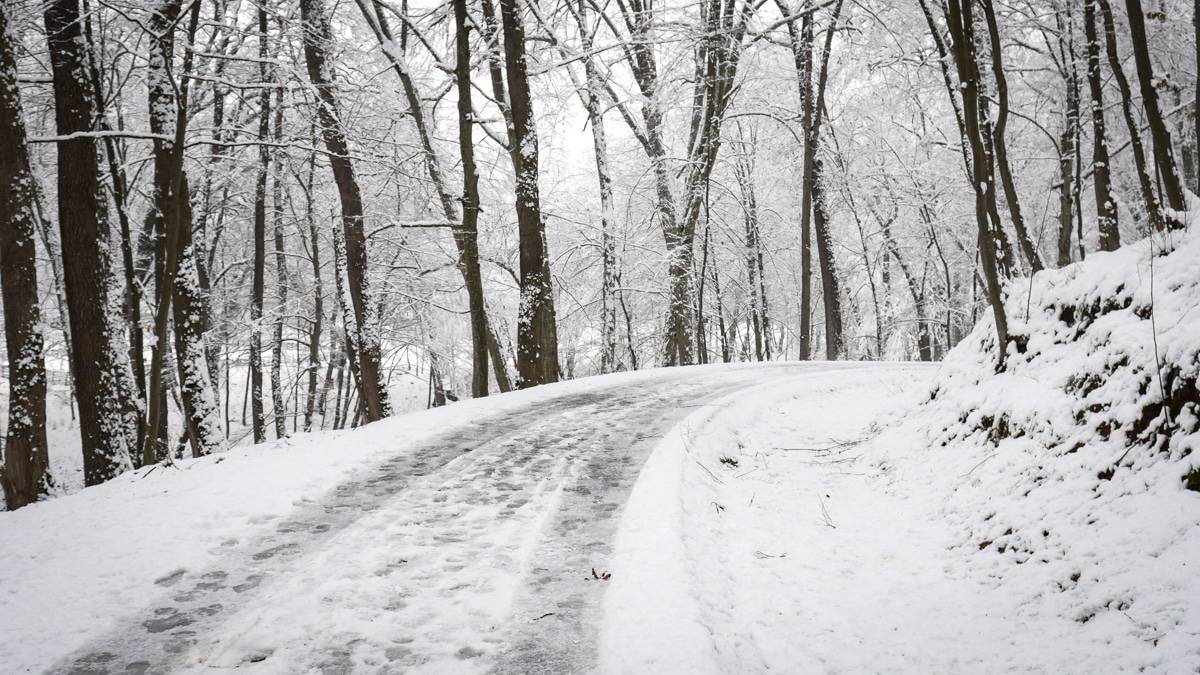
32,363,894,674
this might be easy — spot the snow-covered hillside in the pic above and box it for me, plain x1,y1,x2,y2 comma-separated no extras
870,225,1200,669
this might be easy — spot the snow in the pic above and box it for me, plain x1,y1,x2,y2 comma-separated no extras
4,213,1198,675
0,364,814,672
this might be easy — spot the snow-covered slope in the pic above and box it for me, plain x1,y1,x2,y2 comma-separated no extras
874,226,1200,668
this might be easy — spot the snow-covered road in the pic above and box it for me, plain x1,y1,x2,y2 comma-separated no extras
32,363,886,674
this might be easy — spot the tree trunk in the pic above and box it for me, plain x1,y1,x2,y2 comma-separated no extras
498,0,560,387
1097,0,1166,231
303,151,323,432
300,0,391,417
0,7,51,509
145,0,221,459
1084,0,1120,251
270,87,288,438
1057,47,1081,268
811,157,843,360
980,0,1043,272
451,0,491,397
945,0,1009,367
44,0,136,483
249,2,269,444
1123,0,1186,213
569,0,620,373
357,0,500,394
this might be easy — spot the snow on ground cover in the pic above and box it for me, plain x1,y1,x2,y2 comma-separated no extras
889,225,1200,670
601,228,1199,673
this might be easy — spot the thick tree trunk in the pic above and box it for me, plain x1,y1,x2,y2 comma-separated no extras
1123,0,1186,213
793,1,844,359
44,0,136,483
812,158,843,359
1084,0,1120,251
300,0,391,417
0,8,51,509
498,0,560,387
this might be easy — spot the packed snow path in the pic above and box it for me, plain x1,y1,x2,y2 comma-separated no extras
50,364,834,674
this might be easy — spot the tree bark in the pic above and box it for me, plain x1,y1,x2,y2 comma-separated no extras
44,0,136,483
1084,0,1120,251
451,0,491,397
1123,0,1186,213
945,0,1009,366
980,0,1043,271
0,6,51,509
270,86,287,438
498,0,560,387
249,2,269,444
300,0,391,417
1097,0,1166,231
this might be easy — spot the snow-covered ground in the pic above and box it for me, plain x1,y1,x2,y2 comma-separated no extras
2,288,1197,675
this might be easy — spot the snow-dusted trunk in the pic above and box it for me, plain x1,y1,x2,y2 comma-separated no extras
568,0,620,372
448,0,491,397
172,189,223,456
1122,0,1185,214
791,0,844,359
945,0,1009,366
0,8,51,510
1083,0,1119,252
498,0,560,387
299,0,391,418
330,224,363,417
1056,22,1081,268
270,87,288,438
980,0,1043,272
249,2,269,444
811,157,843,359
145,0,221,459
781,6,814,360
43,0,134,483
303,150,323,432
81,4,145,417
733,144,767,361
1096,0,1165,231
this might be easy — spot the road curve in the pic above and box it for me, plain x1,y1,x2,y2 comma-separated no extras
54,364,828,675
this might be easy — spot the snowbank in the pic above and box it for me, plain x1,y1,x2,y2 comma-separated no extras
874,225,1200,669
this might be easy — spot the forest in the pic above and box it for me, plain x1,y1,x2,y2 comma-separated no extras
0,0,1194,509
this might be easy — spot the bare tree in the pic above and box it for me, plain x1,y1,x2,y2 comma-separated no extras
300,0,392,416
